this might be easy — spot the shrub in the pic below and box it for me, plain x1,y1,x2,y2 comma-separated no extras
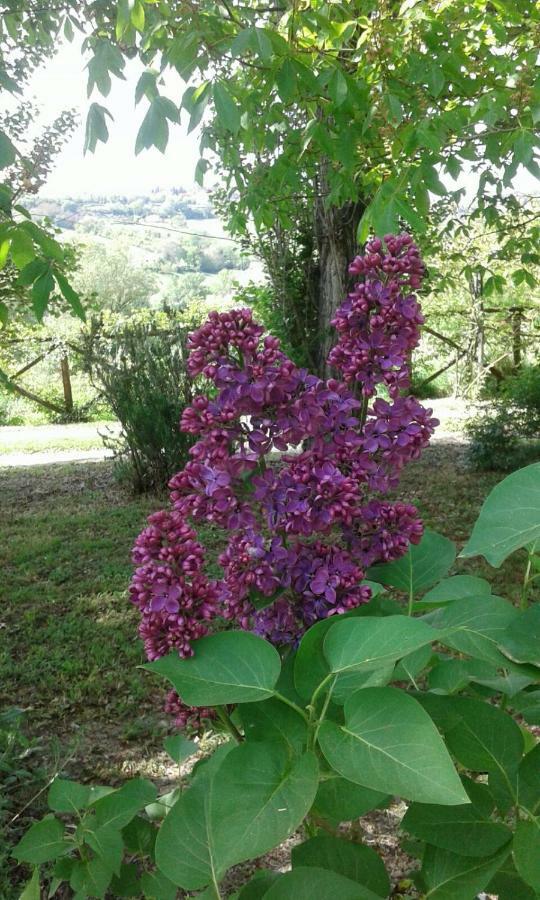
466,365,540,471
83,310,195,492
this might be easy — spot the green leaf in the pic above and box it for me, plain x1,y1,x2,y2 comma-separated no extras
135,99,171,154
31,269,54,321
163,733,197,765
144,788,180,822
85,824,123,876
517,743,540,816
428,658,496,695
13,816,71,865
135,71,158,105
110,862,141,897
426,63,445,97
140,868,177,900
386,93,403,123
402,802,511,857
18,868,40,900
131,0,145,31
92,778,156,830
415,575,492,609
230,27,256,56
0,237,10,268
254,27,273,62
328,69,348,107
513,689,540,725
312,777,388,826
214,82,241,134
70,855,112,897
146,631,280,706
156,742,318,889
426,593,519,667
324,615,441,675
122,816,156,857
276,59,296,103
421,162,447,196
10,227,35,268
332,664,395,705
84,103,113,154
116,0,131,40
55,271,85,320
263,867,382,899
295,616,336,701
487,860,538,900
460,463,540,567
420,845,511,900
367,529,456,596
393,644,434,683
499,604,540,666
48,779,90,813
513,820,540,891
238,870,280,898
318,687,468,805
0,129,16,168
292,836,390,897
240,697,307,754
443,696,524,777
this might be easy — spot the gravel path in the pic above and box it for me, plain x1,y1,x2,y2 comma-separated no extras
0,399,471,468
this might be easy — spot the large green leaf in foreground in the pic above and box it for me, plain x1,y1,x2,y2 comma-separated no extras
145,631,281,705
318,687,468,805
324,615,441,674
460,462,540,567
420,844,511,900
156,742,318,889
367,529,456,594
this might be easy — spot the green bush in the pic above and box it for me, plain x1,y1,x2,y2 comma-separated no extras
466,365,540,471
83,310,195,492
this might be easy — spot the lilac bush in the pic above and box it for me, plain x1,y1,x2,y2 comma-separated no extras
129,234,438,730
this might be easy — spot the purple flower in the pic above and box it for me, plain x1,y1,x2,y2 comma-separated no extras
130,236,436,730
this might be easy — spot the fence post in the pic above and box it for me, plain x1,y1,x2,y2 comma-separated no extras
60,355,73,414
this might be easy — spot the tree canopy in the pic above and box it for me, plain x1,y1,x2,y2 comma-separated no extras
1,1,539,345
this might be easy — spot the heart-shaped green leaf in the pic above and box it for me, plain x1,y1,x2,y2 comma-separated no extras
318,687,468,805
146,631,281,706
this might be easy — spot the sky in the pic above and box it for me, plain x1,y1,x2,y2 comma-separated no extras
27,39,202,196
24,39,540,201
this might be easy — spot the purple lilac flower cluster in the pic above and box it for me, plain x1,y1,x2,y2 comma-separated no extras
130,234,438,732
328,233,424,397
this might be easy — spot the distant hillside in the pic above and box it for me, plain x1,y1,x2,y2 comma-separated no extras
26,186,215,230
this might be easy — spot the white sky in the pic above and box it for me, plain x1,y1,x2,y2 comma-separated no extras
28,39,202,196
25,39,540,201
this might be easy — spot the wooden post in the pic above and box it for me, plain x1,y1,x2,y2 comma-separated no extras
60,355,73,413
511,308,522,371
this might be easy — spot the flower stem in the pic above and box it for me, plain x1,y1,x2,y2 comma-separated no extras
311,676,336,749
273,691,310,723
520,551,534,610
215,707,243,743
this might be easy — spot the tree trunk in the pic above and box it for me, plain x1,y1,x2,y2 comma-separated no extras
314,185,365,374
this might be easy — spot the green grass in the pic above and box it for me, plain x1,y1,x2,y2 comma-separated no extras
0,462,223,736
0,468,155,726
